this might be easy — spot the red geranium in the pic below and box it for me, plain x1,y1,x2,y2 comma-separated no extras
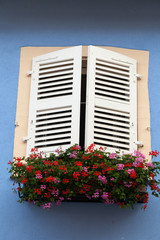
81,171,89,177
46,176,55,182
93,171,101,176
62,189,69,195
63,179,70,184
73,172,80,180
53,161,59,166
75,161,83,167
17,162,23,167
21,178,28,184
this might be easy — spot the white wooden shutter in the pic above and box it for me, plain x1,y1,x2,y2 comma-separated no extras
26,46,82,156
85,46,137,153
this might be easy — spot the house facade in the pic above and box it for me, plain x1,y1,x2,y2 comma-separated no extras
1,0,160,240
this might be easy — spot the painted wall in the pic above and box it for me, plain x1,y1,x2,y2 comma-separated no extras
1,0,160,239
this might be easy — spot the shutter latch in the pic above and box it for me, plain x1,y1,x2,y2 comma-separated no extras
135,73,142,79
27,71,33,76
134,141,143,147
22,136,31,142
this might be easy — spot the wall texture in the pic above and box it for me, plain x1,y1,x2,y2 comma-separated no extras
1,0,160,240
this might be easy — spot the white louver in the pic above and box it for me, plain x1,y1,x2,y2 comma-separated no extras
85,46,137,153
26,46,82,156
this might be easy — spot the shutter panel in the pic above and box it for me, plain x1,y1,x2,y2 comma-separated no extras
85,46,137,153
26,46,82,156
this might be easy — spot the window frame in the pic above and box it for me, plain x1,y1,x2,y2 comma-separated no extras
13,46,151,158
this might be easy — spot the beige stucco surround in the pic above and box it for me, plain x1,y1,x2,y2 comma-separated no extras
14,46,151,158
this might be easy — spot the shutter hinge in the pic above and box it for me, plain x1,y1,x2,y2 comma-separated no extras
27,71,33,76
134,141,143,147
22,136,31,142
135,73,142,79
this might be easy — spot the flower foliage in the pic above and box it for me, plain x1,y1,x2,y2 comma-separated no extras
8,145,160,209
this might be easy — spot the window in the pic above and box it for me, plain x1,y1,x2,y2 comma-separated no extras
14,46,151,157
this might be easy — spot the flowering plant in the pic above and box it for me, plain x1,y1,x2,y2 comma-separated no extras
8,144,160,209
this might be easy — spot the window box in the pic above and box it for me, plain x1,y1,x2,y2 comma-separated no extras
8,145,160,210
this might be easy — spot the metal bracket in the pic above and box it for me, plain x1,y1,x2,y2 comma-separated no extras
27,71,33,76
15,121,19,127
135,73,142,79
135,141,143,147
22,136,30,142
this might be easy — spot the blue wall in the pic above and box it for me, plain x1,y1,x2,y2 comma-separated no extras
1,0,160,239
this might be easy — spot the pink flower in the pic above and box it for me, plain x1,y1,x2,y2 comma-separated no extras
69,153,77,159
92,192,99,198
54,178,60,183
51,189,59,196
109,153,117,159
56,197,64,206
134,150,145,159
98,175,107,184
101,192,109,200
146,162,154,168
117,164,124,170
35,174,42,179
123,181,132,188
42,203,52,209
55,147,62,155
83,167,88,172
105,199,114,205
127,168,134,174
85,194,91,199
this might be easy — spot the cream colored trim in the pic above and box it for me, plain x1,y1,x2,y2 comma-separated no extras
13,46,150,159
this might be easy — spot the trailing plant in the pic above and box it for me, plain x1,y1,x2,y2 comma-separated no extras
8,144,160,209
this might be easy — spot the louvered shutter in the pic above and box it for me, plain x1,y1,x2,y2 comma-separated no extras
26,46,82,156
85,46,137,153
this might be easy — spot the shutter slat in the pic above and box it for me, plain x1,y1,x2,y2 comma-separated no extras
95,83,130,95
94,111,130,123
35,137,71,147
39,60,74,70
36,111,71,120
94,127,130,137
94,106,130,117
38,83,73,93
38,75,73,84
35,127,71,136
39,70,73,79
95,74,129,85
96,69,130,81
94,123,130,133
38,79,73,88
94,118,130,128
36,106,72,116
94,132,130,143
94,138,130,149
37,89,72,99
95,79,129,90
35,132,71,141
95,88,130,101
35,122,71,131
96,59,129,71
39,65,73,75
96,64,130,77
36,117,72,126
